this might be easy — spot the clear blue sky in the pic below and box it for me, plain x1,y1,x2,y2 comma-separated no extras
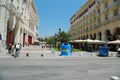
34,0,87,37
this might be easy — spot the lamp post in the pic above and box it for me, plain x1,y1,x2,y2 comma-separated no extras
59,28,61,34
54,33,58,48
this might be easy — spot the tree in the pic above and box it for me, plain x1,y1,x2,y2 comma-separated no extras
58,31,71,43
46,37,55,45
38,37,44,41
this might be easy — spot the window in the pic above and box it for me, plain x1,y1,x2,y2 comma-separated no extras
105,3,108,8
17,6,19,9
98,8,100,13
98,18,101,23
11,0,13,2
0,6,2,18
94,17,96,20
90,19,92,22
105,14,109,20
23,0,26,4
94,24,96,28
17,0,20,3
113,0,117,2
114,9,119,16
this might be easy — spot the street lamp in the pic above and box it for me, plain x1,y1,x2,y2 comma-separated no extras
59,28,61,34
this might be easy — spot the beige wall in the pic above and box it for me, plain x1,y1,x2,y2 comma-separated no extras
69,0,120,41
0,0,39,47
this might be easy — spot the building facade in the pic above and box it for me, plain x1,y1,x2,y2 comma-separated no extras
69,0,120,41
0,0,39,48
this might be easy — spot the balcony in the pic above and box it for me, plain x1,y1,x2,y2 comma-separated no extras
5,3,22,19
111,15,120,22
96,12,101,17
96,22,101,27
102,7,109,14
101,0,108,3
111,0,120,8
102,19,110,25
95,2,101,8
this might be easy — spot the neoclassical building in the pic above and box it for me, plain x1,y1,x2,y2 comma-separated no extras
69,0,120,41
0,0,38,47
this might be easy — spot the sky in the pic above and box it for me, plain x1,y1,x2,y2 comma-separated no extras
34,0,87,37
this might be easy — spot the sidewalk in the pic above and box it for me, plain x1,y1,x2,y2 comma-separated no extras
0,46,11,58
0,53,12,58
0,45,118,59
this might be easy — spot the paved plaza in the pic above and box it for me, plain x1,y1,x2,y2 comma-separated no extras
0,46,120,80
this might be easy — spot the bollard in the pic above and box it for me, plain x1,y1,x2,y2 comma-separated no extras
41,54,43,57
79,52,82,56
110,76,120,80
26,53,29,57
91,52,94,56
0,47,1,53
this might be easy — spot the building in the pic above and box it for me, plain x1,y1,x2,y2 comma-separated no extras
0,0,39,48
69,0,120,41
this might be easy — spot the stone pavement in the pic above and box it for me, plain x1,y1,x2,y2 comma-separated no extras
0,45,118,59
0,46,120,80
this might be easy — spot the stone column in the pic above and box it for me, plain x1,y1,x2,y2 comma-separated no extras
20,28,23,47
14,26,20,44
101,32,106,41
8,15,16,44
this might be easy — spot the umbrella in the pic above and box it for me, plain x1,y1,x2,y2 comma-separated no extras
74,40,83,42
107,39,120,44
93,39,105,44
82,39,94,43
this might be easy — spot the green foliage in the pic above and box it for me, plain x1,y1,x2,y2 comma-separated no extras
47,37,55,45
38,37,44,41
54,47,59,51
72,48,82,52
58,31,71,43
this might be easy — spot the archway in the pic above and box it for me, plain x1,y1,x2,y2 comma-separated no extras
90,34,92,39
105,30,112,41
98,32,102,40
86,35,88,39
112,27,120,40
93,33,96,40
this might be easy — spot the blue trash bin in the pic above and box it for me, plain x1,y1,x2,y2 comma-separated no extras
60,43,72,56
98,46,109,57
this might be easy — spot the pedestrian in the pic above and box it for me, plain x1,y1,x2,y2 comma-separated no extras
16,43,20,53
117,47,120,57
8,44,12,54
11,44,15,56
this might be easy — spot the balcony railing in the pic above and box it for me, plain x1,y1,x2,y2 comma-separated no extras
95,2,100,8
111,15,120,22
102,19,110,25
102,7,109,14
96,22,101,27
5,3,22,19
111,0,120,8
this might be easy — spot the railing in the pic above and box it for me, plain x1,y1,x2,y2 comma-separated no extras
111,15,120,22
111,0,120,8
95,2,100,8
102,19,110,25
96,22,101,27
102,6,109,14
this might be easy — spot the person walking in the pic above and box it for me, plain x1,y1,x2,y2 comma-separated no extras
16,43,20,53
8,44,12,54
14,43,20,58
11,44,15,56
